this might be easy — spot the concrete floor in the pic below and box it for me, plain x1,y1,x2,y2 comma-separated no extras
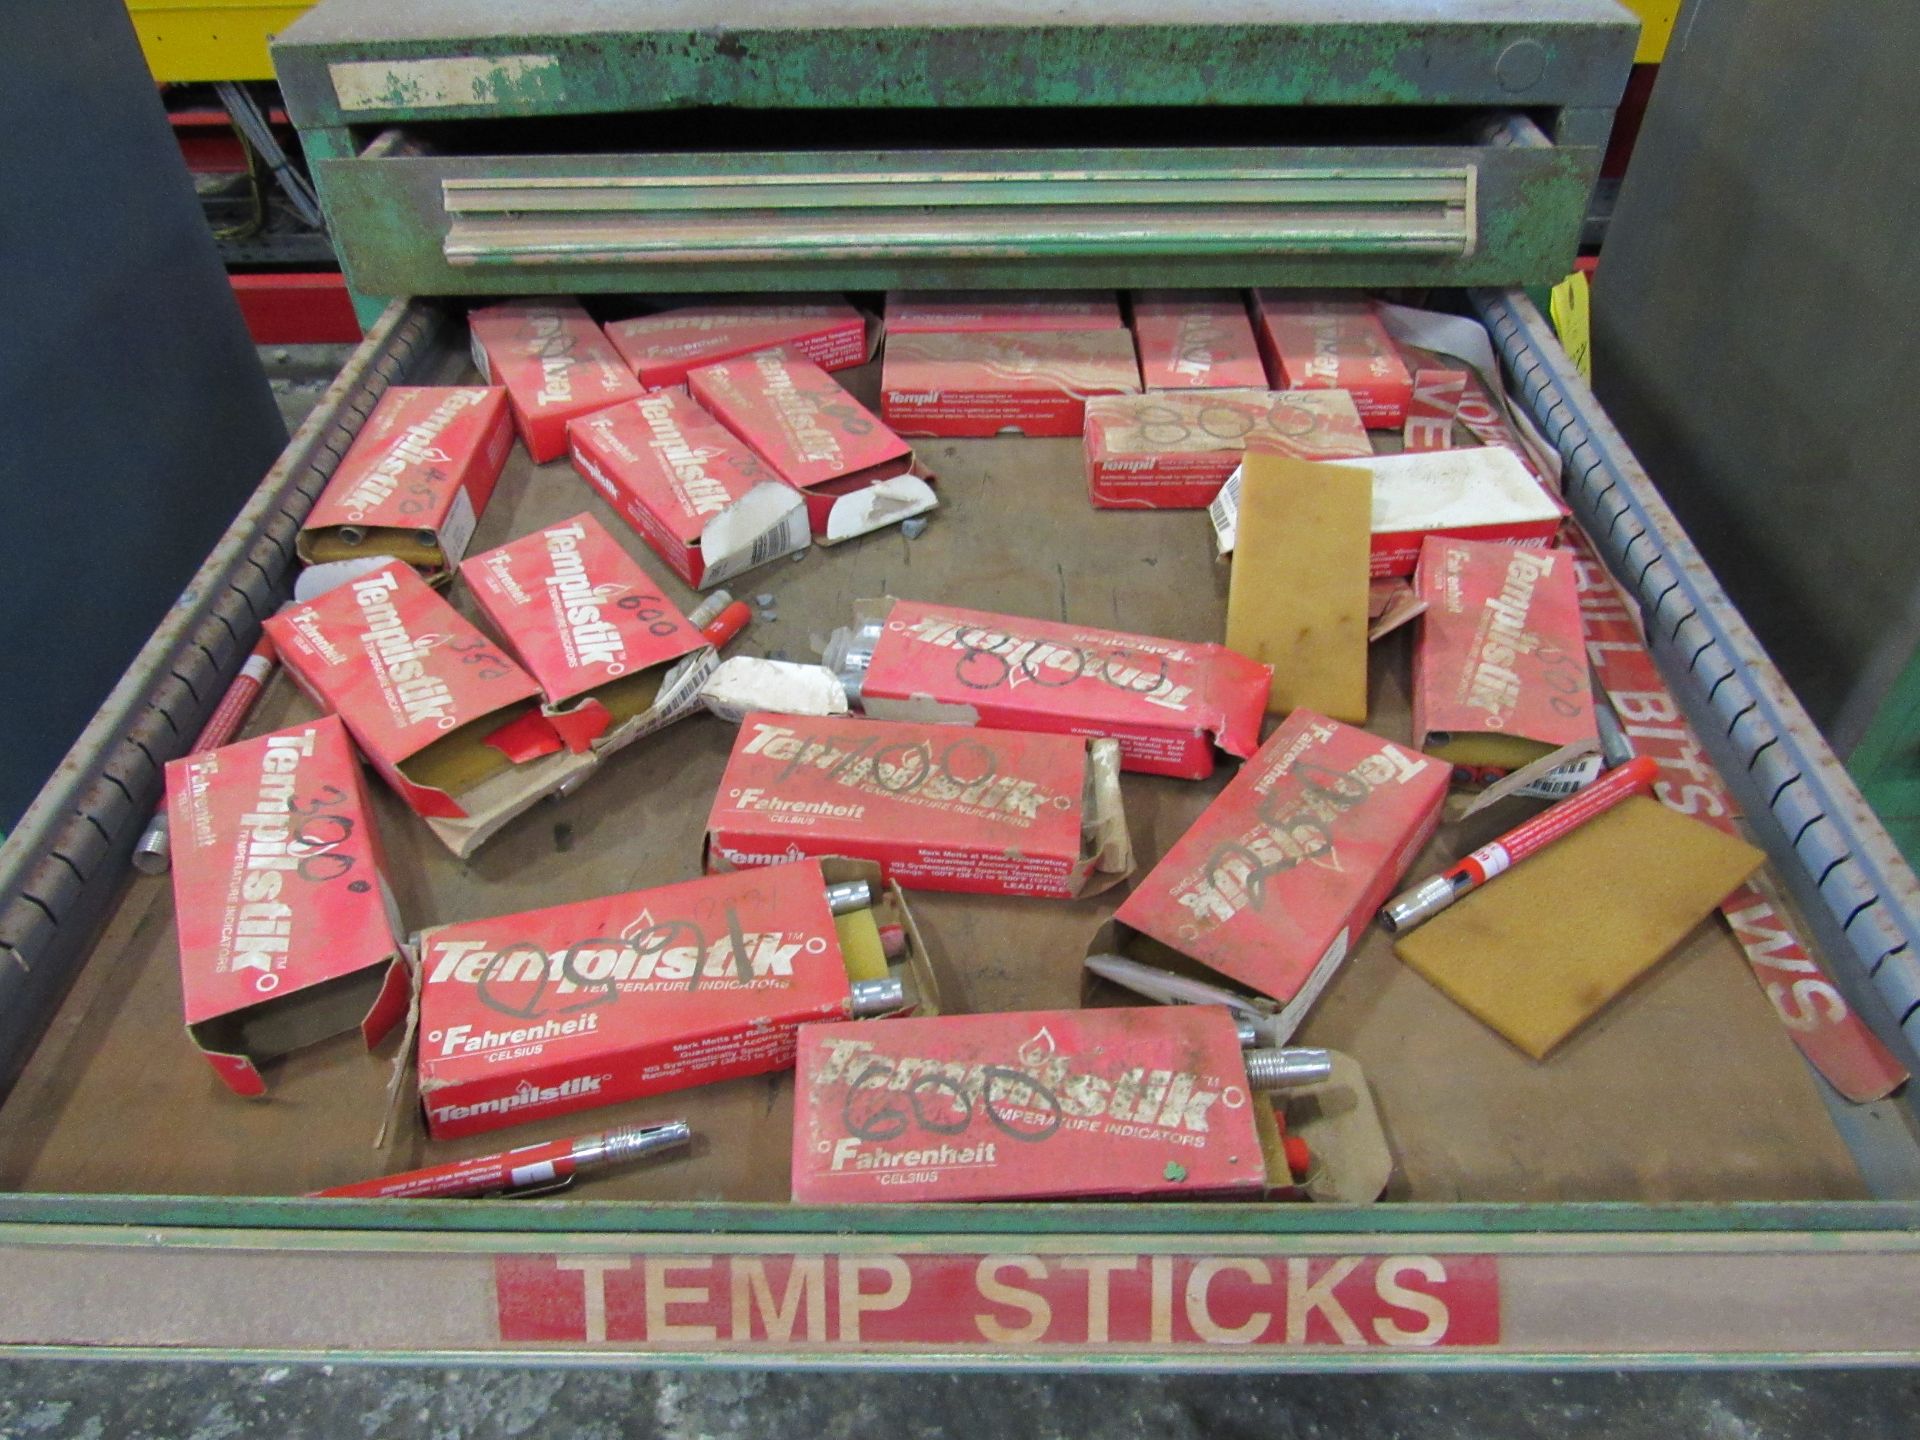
1,1363,1917,1438
6,348,1897,1436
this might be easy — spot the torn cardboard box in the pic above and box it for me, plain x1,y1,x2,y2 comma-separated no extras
298,385,513,582
460,511,717,762
791,1006,1273,1202
166,715,410,1097
1130,290,1268,390
1412,536,1596,779
706,713,1133,898
1210,446,1566,576
467,300,644,463
1084,388,1370,510
700,657,851,724
1399,340,1550,480
567,390,809,590
415,859,936,1139
1253,292,1414,428
830,598,1270,779
1404,368,1469,451
687,352,937,544
884,290,1124,333
263,560,586,857
1098,710,1447,1038
604,300,873,390
880,330,1142,438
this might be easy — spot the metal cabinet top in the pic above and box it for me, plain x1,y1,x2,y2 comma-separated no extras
273,0,1637,128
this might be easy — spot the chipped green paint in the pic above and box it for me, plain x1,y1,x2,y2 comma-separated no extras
274,19,1635,127
274,5,1629,294
328,53,568,113
314,138,1594,296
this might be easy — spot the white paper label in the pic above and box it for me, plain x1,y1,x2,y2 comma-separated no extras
330,54,561,113
1209,466,1243,556
1513,752,1606,800
1470,842,1513,880
438,486,479,567
701,488,811,588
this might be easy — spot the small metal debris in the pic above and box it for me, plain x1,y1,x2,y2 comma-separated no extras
901,517,930,540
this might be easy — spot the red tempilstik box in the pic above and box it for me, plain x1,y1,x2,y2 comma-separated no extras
461,511,716,755
467,300,644,462
297,386,513,581
791,1006,1270,1202
688,352,937,543
1209,447,1566,577
705,712,1133,898
1130,291,1269,390
1083,388,1371,509
1253,292,1414,428
884,291,1124,333
604,301,872,390
415,859,931,1138
567,390,810,590
847,597,1270,779
166,715,410,1096
880,331,1142,437
1100,710,1448,1037
1412,536,1596,777
263,560,581,855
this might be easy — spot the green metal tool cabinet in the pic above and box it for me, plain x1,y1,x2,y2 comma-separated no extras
5,0,1920,1368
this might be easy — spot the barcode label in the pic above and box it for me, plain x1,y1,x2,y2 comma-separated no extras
751,509,810,566
1209,467,1242,555
702,505,810,588
1513,753,1605,800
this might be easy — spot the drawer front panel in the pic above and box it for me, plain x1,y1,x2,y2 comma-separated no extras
316,132,1596,295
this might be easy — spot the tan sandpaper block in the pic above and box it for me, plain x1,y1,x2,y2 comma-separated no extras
1225,451,1371,722
1393,797,1765,1060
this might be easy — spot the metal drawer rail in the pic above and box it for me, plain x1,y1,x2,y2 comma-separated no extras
442,159,1478,267
1475,290,1920,1057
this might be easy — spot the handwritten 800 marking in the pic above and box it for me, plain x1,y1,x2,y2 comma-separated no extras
900,615,1195,710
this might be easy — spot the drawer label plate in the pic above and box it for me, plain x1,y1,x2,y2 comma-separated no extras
330,54,560,113
493,1250,1501,1351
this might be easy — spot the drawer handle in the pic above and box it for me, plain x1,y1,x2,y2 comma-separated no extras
440,160,1478,266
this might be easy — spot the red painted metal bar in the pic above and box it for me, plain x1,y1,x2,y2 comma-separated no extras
229,271,359,344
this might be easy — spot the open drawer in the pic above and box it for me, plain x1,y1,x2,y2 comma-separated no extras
2,292,1918,1369
269,0,1637,299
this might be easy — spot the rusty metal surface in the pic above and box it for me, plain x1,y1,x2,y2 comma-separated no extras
315,139,1590,295
271,0,1637,127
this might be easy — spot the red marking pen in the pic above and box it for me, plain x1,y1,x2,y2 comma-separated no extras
311,1120,691,1200
131,637,279,875
1379,754,1660,934
687,588,753,649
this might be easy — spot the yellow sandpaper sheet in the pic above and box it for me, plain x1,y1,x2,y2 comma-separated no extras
1394,797,1765,1060
1225,452,1371,722
833,907,889,983
300,528,445,570
1429,731,1555,770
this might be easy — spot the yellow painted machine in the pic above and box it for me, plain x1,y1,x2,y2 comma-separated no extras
126,0,313,82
